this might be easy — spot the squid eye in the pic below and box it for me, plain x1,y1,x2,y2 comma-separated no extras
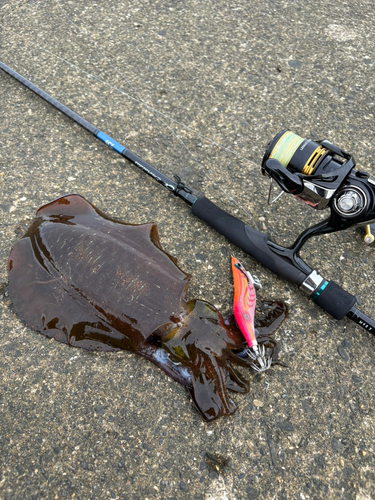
167,353,181,366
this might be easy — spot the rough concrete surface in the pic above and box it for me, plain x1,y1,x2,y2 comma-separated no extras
1,0,375,499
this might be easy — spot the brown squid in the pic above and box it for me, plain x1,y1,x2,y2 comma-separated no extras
8,195,287,420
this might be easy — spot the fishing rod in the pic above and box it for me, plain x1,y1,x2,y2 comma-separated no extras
1,60,375,335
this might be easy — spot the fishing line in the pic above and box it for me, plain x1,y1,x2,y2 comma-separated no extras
54,3,259,166
3,13,260,226
7,0,323,228
51,0,262,218
51,1,262,192
6,0,330,231
2,2,330,236
38,47,258,227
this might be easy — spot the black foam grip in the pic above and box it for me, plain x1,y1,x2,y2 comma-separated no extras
313,281,356,320
191,197,307,286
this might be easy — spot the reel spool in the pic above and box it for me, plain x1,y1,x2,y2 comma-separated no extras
264,130,337,176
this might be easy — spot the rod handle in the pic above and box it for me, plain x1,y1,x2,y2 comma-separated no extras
192,197,361,323
191,197,307,286
312,280,356,320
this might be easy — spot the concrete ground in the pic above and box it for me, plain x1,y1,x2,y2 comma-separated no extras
1,0,375,499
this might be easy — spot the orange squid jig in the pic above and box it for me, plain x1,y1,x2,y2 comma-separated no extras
231,256,271,372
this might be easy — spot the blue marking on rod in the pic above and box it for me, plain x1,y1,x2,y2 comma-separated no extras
96,131,127,154
312,280,329,300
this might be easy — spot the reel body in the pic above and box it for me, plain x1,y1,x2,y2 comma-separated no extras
262,130,375,236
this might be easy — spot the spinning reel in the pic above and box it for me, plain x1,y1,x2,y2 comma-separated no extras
262,130,375,245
